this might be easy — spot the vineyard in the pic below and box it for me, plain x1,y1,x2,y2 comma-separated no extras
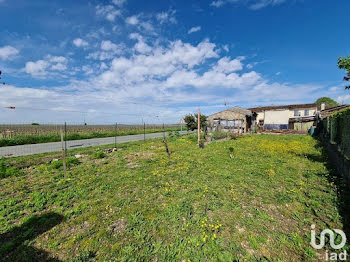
0,124,181,147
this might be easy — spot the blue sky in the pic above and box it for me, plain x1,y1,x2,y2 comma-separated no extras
0,0,349,123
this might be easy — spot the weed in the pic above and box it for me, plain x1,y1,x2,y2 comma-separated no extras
0,158,21,179
93,151,106,159
211,131,227,140
51,157,80,169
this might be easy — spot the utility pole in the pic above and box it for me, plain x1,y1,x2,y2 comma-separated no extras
197,108,201,147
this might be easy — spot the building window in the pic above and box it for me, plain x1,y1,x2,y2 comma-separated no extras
294,110,300,117
304,109,309,116
213,120,220,127
227,120,235,128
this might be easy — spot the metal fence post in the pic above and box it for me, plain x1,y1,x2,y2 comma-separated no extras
144,122,146,141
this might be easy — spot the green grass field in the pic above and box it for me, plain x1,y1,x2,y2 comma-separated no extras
0,134,349,261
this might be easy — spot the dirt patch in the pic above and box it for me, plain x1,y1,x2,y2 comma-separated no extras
235,225,246,234
108,219,127,235
124,151,154,168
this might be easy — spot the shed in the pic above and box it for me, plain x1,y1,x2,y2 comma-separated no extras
207,107,253,133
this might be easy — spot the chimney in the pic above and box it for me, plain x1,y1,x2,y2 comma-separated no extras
321,103,326,111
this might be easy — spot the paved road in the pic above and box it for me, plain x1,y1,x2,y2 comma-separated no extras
0,131,191,157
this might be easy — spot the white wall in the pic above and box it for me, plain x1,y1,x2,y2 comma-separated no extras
256,112,264,123
288,108,316,118
264,110,290,124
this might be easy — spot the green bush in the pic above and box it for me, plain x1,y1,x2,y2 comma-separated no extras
168,131,181,141
199,138,205,148
228,132,238,140
51,157,80,169
0,158,21,179
186,133,205,143
211,131,227,140
93,151,106,159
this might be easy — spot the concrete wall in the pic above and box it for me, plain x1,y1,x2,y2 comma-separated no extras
256,112,264,123
255,107,317,130
264,109,290,125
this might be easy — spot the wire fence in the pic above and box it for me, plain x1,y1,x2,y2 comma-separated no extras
0,122,185,157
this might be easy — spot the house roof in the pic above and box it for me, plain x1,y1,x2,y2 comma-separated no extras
319,104,350,119
208,106,252,120
248,103,317,112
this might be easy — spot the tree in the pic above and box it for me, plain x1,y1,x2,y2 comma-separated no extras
184,114,196,131
315,97,339,109
183,113,207,131
338,56,350,89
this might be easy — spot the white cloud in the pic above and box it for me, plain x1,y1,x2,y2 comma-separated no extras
188,26,201,34
129,33,152,54
111,0,126,7
336,94,350,104
87,41,125,61
101,40,119,52
139,21,154,33
211,0,232,7
96,5,121,22
134,40,152,54
100,62,108,71
93,39,260,92
24,60,49,77
126,15,139,25
0,46,19,60
24,55,68,78
73,38,89,47
213,56,244,73
82,65,94,75
93,39,219,91
7,35,345,123
156,10,177,24
223,44,229,52
211,0,287,9
250,0,286,10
